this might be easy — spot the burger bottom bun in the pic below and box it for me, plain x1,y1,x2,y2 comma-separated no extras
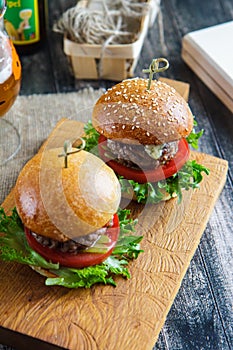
30,265,56,278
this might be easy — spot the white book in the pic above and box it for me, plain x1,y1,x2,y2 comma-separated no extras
181,21,233,113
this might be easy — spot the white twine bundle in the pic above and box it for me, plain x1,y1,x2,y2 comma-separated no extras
53,0,150,45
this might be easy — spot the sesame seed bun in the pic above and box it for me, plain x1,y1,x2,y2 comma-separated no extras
14,149,121,242
92,78,193,145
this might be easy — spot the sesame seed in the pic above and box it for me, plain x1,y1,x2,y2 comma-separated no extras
122,125,126,129
113,110,118,113
146,132,150,136
112,126,116,129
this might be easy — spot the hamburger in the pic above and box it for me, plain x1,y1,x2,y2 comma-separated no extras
84,77,209,203
0,147,142,288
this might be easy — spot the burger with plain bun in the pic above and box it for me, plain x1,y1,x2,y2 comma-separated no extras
0,146,142,288
85,58,209,203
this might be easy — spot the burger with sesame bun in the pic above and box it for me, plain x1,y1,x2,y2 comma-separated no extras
84,58,209,204
0,146,143,288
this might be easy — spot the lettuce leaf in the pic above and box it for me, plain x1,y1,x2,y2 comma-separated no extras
0,208,143,288
119,160,210,204
0,208,59,270
82,120,100,155
46,257,130,288
186,118,204,149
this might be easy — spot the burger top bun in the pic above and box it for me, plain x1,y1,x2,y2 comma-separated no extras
92,78,194,145
15,148,121,242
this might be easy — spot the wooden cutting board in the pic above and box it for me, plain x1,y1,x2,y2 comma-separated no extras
0,117,228,350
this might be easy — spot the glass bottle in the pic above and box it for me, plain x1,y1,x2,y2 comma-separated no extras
4,0,48,55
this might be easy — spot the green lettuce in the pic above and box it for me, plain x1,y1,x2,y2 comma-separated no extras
186,119,204,149
0,208,143,288
119,160,209,204
0,208,59,270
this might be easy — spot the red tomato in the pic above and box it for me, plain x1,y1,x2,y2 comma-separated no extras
98,135,190,183
25,214,120,268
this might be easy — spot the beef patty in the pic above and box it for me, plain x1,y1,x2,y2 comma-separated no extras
106,139,179,169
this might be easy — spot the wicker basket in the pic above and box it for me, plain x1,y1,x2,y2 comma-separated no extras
63,0,160,81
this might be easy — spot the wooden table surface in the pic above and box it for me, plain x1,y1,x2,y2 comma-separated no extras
1,0,233,349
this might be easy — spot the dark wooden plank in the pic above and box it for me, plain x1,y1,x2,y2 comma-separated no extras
19,42,56,94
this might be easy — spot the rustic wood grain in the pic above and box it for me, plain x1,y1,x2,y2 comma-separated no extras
0,118,228,350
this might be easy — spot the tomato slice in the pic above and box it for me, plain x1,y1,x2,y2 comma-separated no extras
25,214,120,268
98,135,190,183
